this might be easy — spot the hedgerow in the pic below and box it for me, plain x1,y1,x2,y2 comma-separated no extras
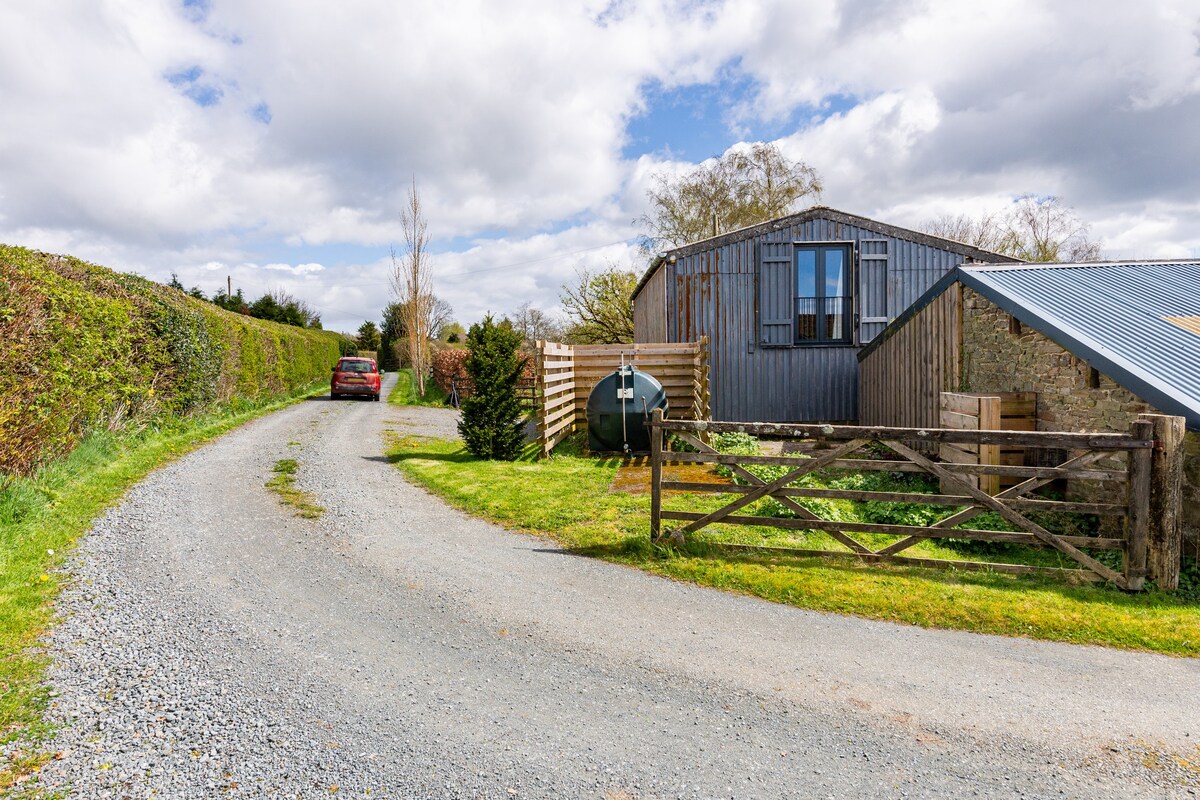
0,245,350,475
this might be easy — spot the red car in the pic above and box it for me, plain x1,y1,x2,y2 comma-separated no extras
330,357,381,401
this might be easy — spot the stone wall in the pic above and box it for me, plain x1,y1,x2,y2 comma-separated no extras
961,287,1199,557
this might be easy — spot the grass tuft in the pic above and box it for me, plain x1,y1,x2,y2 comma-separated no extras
265,459,324,519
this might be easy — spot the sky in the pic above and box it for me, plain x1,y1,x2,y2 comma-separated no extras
2,0,1199,333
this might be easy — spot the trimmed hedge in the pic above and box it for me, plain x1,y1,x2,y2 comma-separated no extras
0,245,350,475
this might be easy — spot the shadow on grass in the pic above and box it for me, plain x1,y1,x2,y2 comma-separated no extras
383,438,1200,617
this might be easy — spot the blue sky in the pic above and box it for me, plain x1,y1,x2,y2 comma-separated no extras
2,0,1199,332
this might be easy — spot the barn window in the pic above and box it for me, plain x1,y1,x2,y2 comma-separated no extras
795,244,852,344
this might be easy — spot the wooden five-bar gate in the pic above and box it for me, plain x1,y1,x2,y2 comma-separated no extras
648,411,1186,590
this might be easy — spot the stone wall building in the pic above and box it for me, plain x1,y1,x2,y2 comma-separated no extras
859,260,1200,560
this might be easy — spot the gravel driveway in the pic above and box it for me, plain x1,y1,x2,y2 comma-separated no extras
31,375,1200,798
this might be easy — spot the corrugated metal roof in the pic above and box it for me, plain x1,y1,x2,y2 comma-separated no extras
960,260,1200,429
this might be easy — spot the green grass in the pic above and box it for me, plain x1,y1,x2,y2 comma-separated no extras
0,382,327,791
384,434,1200,656
387,368,450,407
265,458,324,519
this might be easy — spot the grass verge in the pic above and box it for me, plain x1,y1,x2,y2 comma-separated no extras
266,459,324,519
387,368,450,407
0,382,327,792
384,434,1200,656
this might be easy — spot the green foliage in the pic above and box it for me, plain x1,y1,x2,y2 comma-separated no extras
559,266,637,344
0,245,345,475
356,320,381,352
458,315,526,460
378,301,405,370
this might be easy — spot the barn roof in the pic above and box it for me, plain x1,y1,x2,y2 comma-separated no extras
630,205,1017,302
861,259,1200,429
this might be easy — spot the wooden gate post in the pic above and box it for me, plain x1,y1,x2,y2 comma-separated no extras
1141,413,1185,590
1125,419,1154,591
649,407,664,541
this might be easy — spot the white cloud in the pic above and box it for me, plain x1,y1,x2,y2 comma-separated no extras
3,0,1200,334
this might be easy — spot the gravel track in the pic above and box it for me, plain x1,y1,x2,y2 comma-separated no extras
30,376,1200,798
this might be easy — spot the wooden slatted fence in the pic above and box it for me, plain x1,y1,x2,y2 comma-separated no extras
648,411,1187,590
535,339,709,456
939,392,1037,494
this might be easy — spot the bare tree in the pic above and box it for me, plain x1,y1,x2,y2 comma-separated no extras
506,302,564,347
559,264,637,344
392,178,435,395
1004,195,1102,262
640,142,822,250
922,195,1101,263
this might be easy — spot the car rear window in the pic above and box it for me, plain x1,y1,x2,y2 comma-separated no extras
338,360,373,373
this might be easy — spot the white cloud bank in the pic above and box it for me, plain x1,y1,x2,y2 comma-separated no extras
2,0,1199,331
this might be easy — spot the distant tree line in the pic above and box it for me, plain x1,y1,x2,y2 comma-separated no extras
165,274,323,329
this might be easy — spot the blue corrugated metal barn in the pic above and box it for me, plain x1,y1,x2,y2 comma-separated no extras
631,206,1014,422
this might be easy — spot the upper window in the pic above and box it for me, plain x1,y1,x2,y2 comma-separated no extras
795,244,852,344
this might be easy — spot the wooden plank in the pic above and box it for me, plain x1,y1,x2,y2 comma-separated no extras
659,511,1125,550
702,543,1105,581
660,482,1127,516
656,419,1151,450
650,408,664,540
1143,413,1185,589
941,410,983,430
978,396,1001,496
663,451,1128,481
1125,419,1153,590
940,443,980,461
676,439,869,536
941,392,989,416
883,439,1128,586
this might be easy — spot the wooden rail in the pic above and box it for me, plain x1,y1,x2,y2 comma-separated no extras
648,411,1186,590
534,339,709,456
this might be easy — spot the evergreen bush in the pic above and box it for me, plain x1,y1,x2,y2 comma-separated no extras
458,315,525,460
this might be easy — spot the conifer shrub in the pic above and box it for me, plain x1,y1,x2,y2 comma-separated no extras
458,316,526,460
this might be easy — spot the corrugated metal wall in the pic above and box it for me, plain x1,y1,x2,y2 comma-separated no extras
653,213,977,422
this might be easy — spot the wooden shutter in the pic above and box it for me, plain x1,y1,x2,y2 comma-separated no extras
858,239,889,344
758,240,794,346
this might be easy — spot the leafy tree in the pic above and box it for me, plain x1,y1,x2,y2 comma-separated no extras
356,320,381,353
212,287,250,315
187,286,206,300
247,289,321,329
167,272,185,291
458,315,526,460
560,265,637,344
922,195,1102,263
640,142,822,250
378,301,406,370
440,321,466,344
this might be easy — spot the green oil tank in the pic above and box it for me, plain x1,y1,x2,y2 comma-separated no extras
586,365,668,453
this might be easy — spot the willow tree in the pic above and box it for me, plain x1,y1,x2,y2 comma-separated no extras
640,142,822,250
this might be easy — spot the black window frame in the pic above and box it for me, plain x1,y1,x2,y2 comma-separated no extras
793,242,854,346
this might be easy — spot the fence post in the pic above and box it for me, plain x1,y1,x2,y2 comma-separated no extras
650,407,663,541
1140,413,1185,590
1125,419,1154,591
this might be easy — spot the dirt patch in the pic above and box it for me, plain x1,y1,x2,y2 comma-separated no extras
609,460,732,495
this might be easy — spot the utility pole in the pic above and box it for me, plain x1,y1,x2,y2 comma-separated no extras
227,275,232,298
